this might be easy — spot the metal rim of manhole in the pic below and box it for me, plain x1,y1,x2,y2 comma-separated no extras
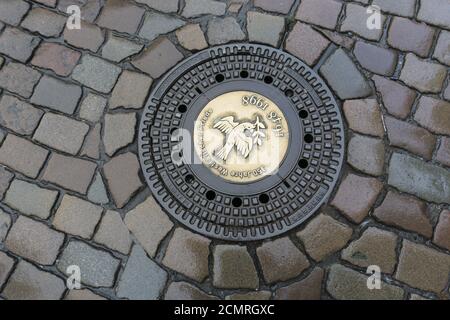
138,43,345,241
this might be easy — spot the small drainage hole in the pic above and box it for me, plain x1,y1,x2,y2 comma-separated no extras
215,74,224,82
299,159,309,169
240,70,249,78
206,190,216,200
185,174,195,184
285,89,294,97
264,76,273,84
232,197,242,207
304,134,314,143
195,87,202,94
299,110,308,119
259,193,270,204
178,104,187,113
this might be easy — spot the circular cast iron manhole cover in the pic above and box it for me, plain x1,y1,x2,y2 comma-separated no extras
139,44,345,241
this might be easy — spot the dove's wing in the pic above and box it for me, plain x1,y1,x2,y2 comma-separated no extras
235,135,253,158
213,116,239,134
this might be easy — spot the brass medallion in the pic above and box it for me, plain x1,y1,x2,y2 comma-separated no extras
194,91,290,183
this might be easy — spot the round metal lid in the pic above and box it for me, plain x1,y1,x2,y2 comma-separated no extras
138,44,345,241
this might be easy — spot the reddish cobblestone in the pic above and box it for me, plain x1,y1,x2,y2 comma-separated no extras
31,43,81,76
97,0,145,34
296,0,342,30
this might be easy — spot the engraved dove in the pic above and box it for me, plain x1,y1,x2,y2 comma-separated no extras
213,116,265,161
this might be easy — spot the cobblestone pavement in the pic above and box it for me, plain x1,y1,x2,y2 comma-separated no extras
0,0,449,300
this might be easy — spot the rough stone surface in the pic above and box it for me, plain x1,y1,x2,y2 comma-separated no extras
417,0,450,28
0,95,43,135
433,210,450,251
182,0,227,18
117,245,168,300
33,113,89,155
414,96,450,135
72,55,122,94
0,167,13,200
103,152,143,208
97,0,145,34
0,251,14,288
207,17,246,45
101,34,143,62
395,240,450,293
110,71,153,110
31,75,82,114
285,22,329,66
388,17,435,57
342,227,398,273
42,153,96,194
400,54,447,93
213,245,259,289
373,191,432,238
436,137,450,167
255,0,295,14
343,99,384,137
94,210,131,254
57,240,120,288
274,268,324,300
327,264,404,300
136,0,179,13
87,172,109,205
257,237,310,283
21,8,66,37
31,42,81,77
341,3,386,40
388,152,450,204
320,49,372,99
297,213,352,261
63,22,104,52
372,0,415,17
296,0,342,30
226,291,271,300
65,289,106,300
0,134,49,178
385,116,436,159
81,124,101,160
332,173,383,223
3,261,65,300
162,228,211,282
0,27,40,63
433,31,450,66
0,209,11,242
0,62,41,98
103,113,136,156
0,0,30,26
124,196,173,257
348,134,385,176
57,0,102,22
247,11,285,47
165,282,218,300
53,194,103,239
5,216,64,265
176,24,208,51
4,179,58,219
79,93,107,122
132,37,183,78
372,75,416,119
354,42,397,76
139,12,185,41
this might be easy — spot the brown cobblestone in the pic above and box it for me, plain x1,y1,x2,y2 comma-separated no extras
97,0,145,35
226,291,271,300
63,22,104,52
343,99,384,137
110,70,153,110
0,166,13,200
0,27,40,63
296,0,342,30
31,42,81,76
254,0,294,14
274,268,324,300
0,95,43,135
0,62,41,98
433,210,450,251
348,134,385,176
21,8,66,38
400,54,447,93
353,42,397,76
341,3,386,41
164,282,218,300
433,31,450,66
414,96,450,135
176,24,208,51
80,123,101,160
0,0,30,26
94,210,132,254
436,137,450,167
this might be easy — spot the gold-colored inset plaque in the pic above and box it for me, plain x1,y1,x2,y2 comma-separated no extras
194,91,290,183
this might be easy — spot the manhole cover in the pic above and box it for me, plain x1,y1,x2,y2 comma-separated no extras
139,44,345,241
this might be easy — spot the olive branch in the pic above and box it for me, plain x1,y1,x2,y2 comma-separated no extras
251,116,266,146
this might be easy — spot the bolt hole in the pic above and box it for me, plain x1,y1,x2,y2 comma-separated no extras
259,193,270,204
185,174,195,184
206,190,216,200
178,104,187,113
264,76,273,84
285,89,293,97
240,70,249,78
170,128,177,134
298,159,309,169
232,197,242,207
299,110,308,119
215,74,224,82
304,134,314,143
